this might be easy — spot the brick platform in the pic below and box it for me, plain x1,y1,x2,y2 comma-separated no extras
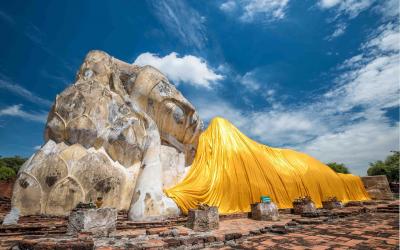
0,200,398,249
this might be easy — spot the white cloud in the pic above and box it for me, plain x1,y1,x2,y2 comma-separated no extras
319,0,341,8
134,52,223,88
195,97,246,128
220,0,237,12
326,23,400,110
0,104,47,123
147,0,207,49
318,0,375,18
241,0,290,21
240,71,261,91
219,0,290,22
302,118,399,175
363,23,400,52
318,0,394,39
0,76,52,107
375,0,399,20
33,145,42,150
326,23,347,40
248,110,319,146
339,54,363,68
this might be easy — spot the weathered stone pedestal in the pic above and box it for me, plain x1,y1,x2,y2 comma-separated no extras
293,201,316,215
67,207,117,236
251,202,279,221
186,206,219,231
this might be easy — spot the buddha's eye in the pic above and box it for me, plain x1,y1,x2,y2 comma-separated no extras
172,106,184,124
190,113,198,125
166,102,184,124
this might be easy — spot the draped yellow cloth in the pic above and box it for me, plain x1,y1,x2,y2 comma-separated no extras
165,117,370,214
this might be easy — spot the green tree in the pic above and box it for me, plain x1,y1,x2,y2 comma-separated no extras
0,156,27,181
0,155,27,173
368,151,399,182
326,162,350,174
0,166,16,181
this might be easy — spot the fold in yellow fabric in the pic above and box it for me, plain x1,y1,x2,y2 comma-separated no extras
165,117,370,214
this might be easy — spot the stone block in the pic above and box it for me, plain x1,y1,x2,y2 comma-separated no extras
186,206,219,231
251,202,279,221
18,237,94,250
322,201,343,210
293,201,316,215
67,207,117,236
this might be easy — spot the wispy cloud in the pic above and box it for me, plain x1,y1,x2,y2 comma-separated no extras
220,0,237,12
326,23,347,40
219,0,290,22
0,10,15,25
0,75,52,107
317,0,385,39
0,104,47,123
374,0,399,20
325,22,400,110
221,66,282,109
147,0,207,50
239,71,261,91
40,69,71,86
318,0,375,18
134,52,223,88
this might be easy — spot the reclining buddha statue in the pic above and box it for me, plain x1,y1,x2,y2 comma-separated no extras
11,51,369,221
11,50,203,221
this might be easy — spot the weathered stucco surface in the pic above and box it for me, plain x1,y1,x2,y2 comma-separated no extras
11,50,203,221
361,175,393,200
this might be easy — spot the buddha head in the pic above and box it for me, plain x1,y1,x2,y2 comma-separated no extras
73,51,203,164
123,65,203,163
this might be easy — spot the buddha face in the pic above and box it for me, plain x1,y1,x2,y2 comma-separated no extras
148,80,203,147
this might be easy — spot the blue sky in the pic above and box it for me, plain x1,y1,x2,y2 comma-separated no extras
0,0,398,175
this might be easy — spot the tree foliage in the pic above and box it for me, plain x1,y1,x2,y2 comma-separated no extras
0,166,16,181
0,156,27,181
326,162,350,174
367,151,399,182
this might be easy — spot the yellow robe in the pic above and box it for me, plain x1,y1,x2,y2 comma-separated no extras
165,117,370,214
